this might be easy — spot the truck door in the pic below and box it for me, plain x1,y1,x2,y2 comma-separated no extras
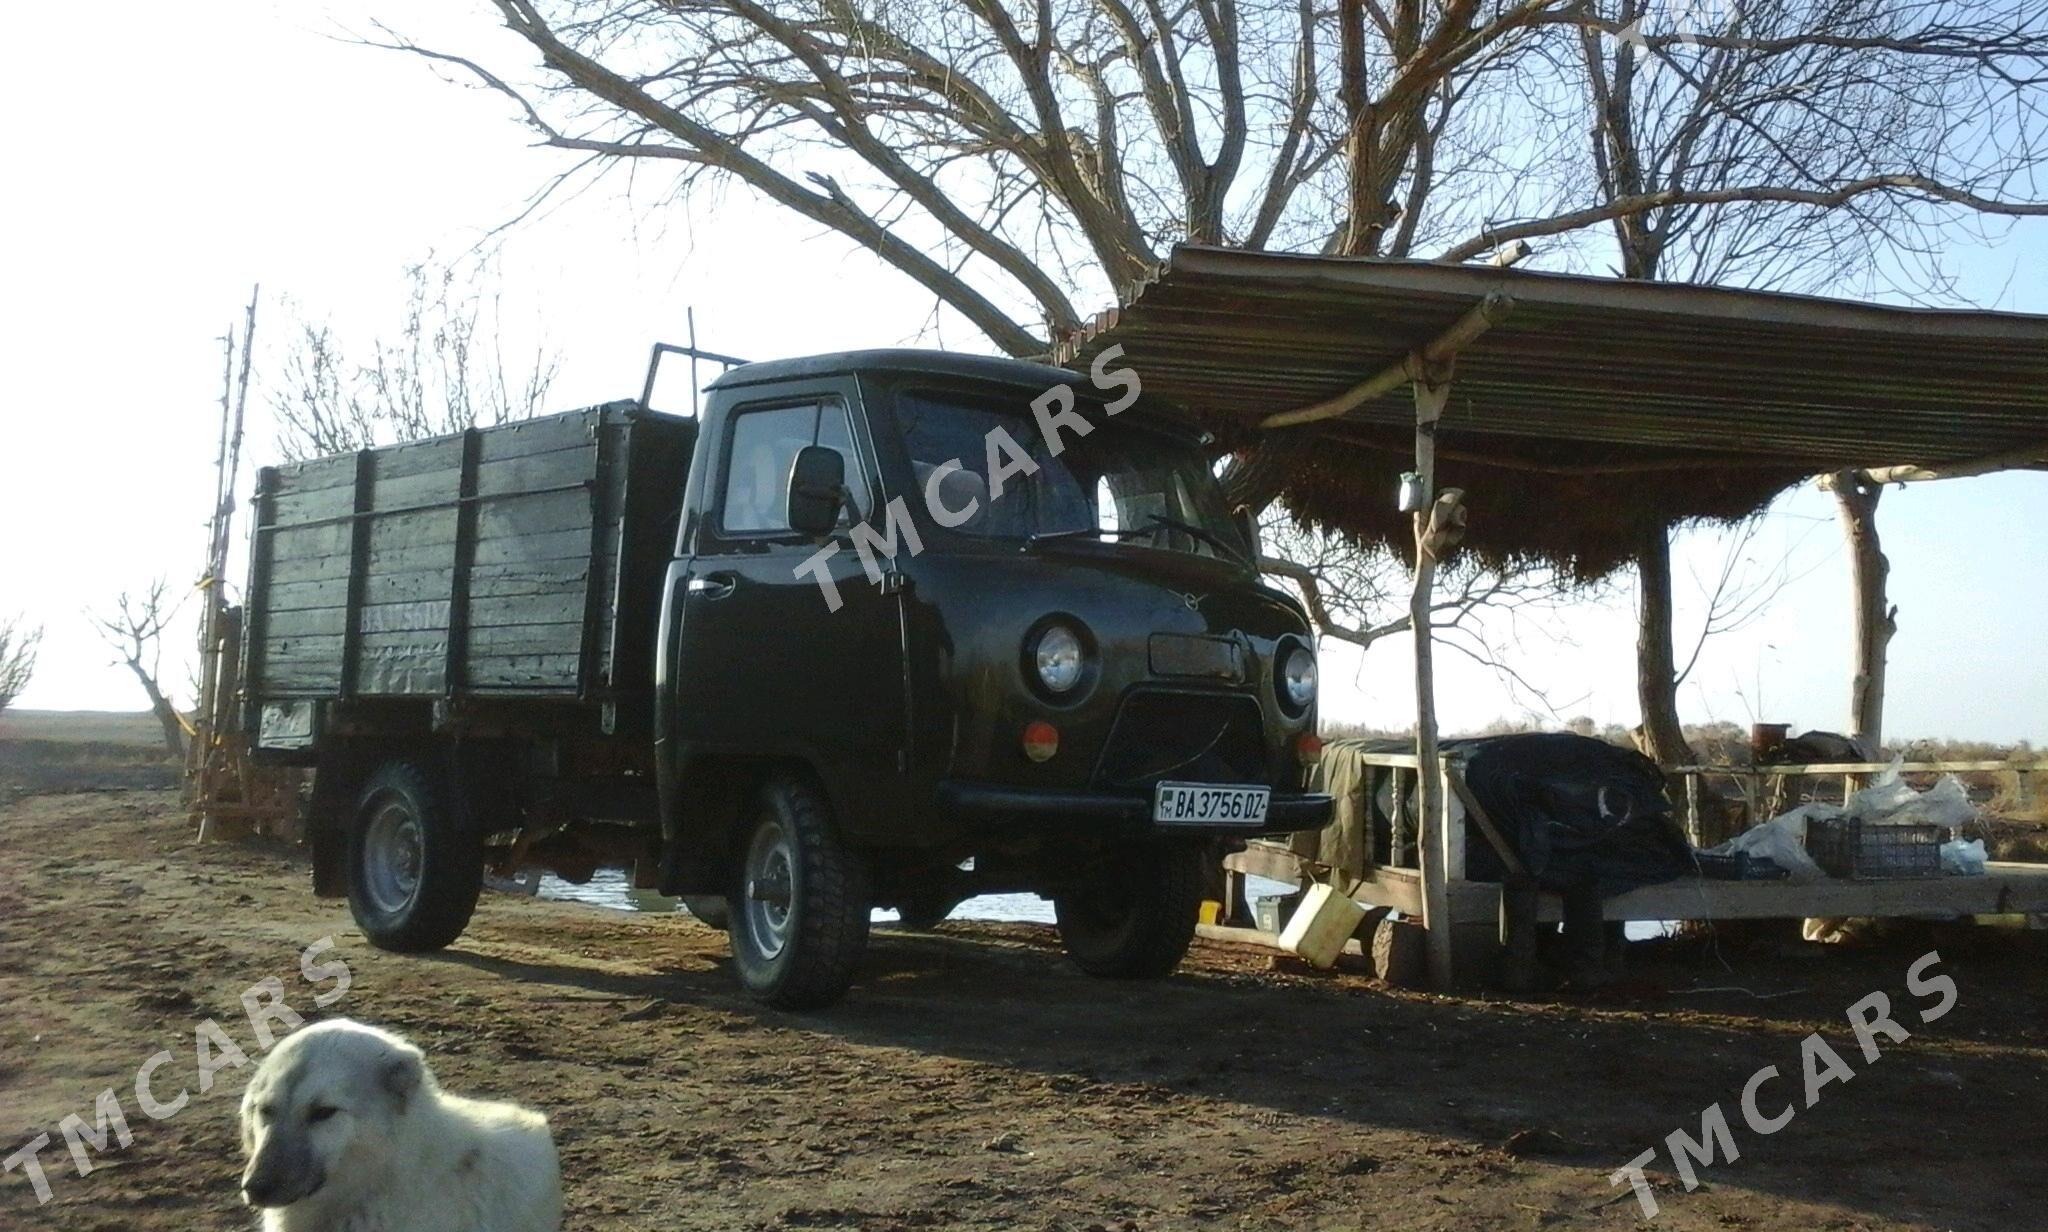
668,381,908,833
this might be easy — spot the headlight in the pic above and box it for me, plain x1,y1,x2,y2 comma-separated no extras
1279,643,1317,712
1033,624,1085,694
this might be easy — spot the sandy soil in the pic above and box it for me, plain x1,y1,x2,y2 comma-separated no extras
2,788,2044,1232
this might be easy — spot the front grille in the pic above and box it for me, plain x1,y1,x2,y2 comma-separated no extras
1093,689,1269,789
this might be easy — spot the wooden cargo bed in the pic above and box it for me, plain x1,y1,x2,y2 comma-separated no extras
243,403,695,743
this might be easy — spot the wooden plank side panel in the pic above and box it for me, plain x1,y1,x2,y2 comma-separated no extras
368,508,460,555
476,412,598,464
473,529,596,567
269,600,454,639
264,578,349,614
270,481,358,524
467,591,586,629
260,632,346,693
271,453,357,496
265,608,348,639
268,552,356,586
467,653,584,690
268,521,356,561
475,445,596,498
475,488,595,542
372,462,463,510
468,623,585,657
276,541,455,590
356,630,450,695
250,408,627,703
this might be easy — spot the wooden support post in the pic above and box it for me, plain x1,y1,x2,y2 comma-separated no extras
1451,763,1538,992
1499,882,1541,994
1409,374,1462,990
1391,769,1409,867
1683,772,1702,846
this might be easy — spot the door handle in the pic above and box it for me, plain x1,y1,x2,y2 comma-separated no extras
687,573,738,600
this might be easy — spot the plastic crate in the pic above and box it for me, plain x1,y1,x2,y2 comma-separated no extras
1805,817,1942,880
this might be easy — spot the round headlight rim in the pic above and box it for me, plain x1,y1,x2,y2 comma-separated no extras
1275,637,1318,717
1021,615,1098,704
1034,623,1085,694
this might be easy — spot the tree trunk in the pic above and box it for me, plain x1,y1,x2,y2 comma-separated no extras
1832,470,1894,757
124,659,186,758
1634,522,1695,766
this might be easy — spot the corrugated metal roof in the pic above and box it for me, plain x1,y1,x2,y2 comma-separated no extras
1056,246,2048,471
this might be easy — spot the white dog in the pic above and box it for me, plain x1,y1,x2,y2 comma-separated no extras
239,1019,561,1232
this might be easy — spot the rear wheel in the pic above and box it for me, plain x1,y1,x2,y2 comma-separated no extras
1054,842,1204,979
727,775,871,1010
347,760,482,952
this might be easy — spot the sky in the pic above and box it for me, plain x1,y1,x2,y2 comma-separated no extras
2,0,2044,745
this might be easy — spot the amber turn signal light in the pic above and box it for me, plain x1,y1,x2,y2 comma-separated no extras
1293,732,1324,768
1022,720,1060,763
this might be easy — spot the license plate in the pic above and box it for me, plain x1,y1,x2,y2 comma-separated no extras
1153,782,1270,825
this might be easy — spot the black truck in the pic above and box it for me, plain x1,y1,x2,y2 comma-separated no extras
245,348,1331,1008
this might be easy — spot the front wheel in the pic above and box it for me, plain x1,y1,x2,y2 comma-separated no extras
727,775,872,1010
1054,841,1205,979
347,760,483,952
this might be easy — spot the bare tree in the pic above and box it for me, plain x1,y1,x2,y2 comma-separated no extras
0,616,40,717
383,0,2048,742
1258,515,1590,715
1505,0,2048,762
385,3,2047,349
273,260,561,461
91,581,187,758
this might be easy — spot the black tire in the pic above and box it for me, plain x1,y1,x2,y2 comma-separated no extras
1054,842,1204,979
728,774,872,1010
346,760,483,953
680,895,731,929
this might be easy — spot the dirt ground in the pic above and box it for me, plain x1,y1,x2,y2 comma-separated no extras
2,788,2044,1231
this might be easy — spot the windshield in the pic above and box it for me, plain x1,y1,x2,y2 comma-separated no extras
896,389,1248,563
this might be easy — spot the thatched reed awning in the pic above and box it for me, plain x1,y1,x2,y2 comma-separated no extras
1055,246,2048,579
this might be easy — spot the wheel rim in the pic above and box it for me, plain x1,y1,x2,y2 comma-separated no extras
743,818,797,962
362,797,425,916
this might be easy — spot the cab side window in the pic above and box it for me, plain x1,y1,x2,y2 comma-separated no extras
720,401,869,536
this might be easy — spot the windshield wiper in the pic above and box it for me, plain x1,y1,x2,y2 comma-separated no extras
1025,525,1150,547
1026,516,1249,566
1145,514,1251,566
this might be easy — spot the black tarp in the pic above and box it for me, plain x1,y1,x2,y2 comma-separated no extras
1452,733,1694,897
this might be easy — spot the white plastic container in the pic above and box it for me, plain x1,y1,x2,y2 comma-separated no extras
1277,883,1367,968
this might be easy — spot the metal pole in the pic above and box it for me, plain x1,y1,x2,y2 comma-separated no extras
688,307,701,418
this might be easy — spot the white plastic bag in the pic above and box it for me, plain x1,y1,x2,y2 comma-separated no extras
1846,760,1917,820
1847,758,1977,829
1886,775,1976,829
1708,803,1833,883
1939,838,1988,876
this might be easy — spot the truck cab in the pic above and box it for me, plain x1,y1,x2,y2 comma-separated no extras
251,348,1330,1009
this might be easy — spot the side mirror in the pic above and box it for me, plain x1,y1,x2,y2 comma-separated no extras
787,445,847,537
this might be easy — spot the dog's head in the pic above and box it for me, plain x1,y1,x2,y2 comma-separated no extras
239,1019,433,1210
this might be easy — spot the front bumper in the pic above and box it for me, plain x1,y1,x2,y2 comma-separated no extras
936,780,1332,838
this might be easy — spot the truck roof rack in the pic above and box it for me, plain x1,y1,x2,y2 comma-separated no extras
641,339,751,416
